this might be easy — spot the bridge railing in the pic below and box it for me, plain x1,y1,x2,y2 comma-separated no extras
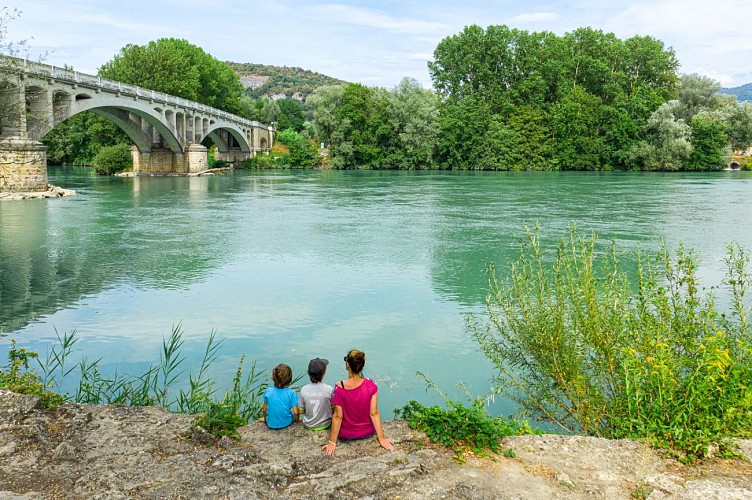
0,55,271,130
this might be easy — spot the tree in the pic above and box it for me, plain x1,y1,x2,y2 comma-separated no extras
507,105,552,170
306,84,346,153
306,83,385,168
435,95,493,169
725,102,752,151
98,38,244,114
687,112,730,170
627,101,692,171
429,24,679,170
275,128,317,167
276,99,305,132
550,87,605,170
674,74,725,123
384,78,439,168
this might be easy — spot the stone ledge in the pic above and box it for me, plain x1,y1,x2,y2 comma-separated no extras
0,184,76,200
0,389,750,499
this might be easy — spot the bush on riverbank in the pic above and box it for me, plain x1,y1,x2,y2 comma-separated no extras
92,143,132,175
472,226,752,462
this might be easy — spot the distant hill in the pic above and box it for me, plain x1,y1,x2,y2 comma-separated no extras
720,83,752,102
227,62,347,100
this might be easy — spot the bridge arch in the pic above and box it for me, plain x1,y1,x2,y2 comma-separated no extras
205,122,252,154
60,95,184,153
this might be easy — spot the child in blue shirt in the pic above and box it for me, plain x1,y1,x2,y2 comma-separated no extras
261,363,298,429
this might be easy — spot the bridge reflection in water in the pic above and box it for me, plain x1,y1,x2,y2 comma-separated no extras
0,170,239,333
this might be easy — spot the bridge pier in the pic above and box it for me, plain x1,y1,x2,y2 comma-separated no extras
131,144,208,174
214,150,252,163
0,137,48,192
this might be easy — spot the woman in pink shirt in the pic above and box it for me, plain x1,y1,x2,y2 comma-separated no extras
321,349,395,456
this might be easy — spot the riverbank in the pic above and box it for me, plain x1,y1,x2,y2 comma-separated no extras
1,389,750,499
0,184,75,200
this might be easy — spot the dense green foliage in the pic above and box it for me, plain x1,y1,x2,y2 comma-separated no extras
306,78,439,168
471,227,752,462
275,128,319,167
100,38,244,115
228,62,346,99
43,112,130,165
92,143,132,175
236,97,307,132
396,399,532,458
429,26,678,170
301,25,751,170
276,98,306,132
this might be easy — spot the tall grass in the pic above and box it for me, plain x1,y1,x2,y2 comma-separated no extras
0,324,269,424
471,226,752,462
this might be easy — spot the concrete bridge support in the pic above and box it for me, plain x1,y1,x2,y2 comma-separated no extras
0,137,48,192
0,81,49,192
214,149,252,163
130,144,209,174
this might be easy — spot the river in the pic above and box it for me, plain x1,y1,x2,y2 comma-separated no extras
1,167,751,416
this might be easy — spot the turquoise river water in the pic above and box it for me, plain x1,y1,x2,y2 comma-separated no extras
1,168,751,416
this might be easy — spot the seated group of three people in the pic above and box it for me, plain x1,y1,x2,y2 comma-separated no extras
260,349,395,456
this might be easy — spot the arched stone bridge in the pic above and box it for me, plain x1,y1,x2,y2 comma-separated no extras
0,56,275,192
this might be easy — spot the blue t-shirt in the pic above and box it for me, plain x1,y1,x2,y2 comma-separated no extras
263,386,297,429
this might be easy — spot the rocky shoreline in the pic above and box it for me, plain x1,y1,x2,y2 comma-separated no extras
1,389,750,499
0,185,76,200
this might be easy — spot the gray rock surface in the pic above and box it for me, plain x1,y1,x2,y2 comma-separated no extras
0,184,76,200
0,389,750,499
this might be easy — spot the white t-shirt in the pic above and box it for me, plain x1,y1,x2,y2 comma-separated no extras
298,382,334,429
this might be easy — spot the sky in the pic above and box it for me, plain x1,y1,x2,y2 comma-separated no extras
4,0,751,90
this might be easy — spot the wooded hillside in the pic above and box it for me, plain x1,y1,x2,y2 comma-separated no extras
227,62,346,100
720,83,752,102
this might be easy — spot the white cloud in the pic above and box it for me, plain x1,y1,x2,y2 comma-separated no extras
508,12,559,23
693,69,735,87
307,4,450,34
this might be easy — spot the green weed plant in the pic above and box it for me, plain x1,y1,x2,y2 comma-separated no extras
472,226,752,462
0,340,64,408
396,399,531,459
395,372,533,459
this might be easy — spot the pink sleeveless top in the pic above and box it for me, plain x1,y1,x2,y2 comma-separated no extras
331,378,378,439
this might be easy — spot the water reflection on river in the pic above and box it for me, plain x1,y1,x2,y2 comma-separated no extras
1,168,751,415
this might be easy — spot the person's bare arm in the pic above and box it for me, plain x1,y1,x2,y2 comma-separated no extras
322,405,343,456
369,393,395,451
